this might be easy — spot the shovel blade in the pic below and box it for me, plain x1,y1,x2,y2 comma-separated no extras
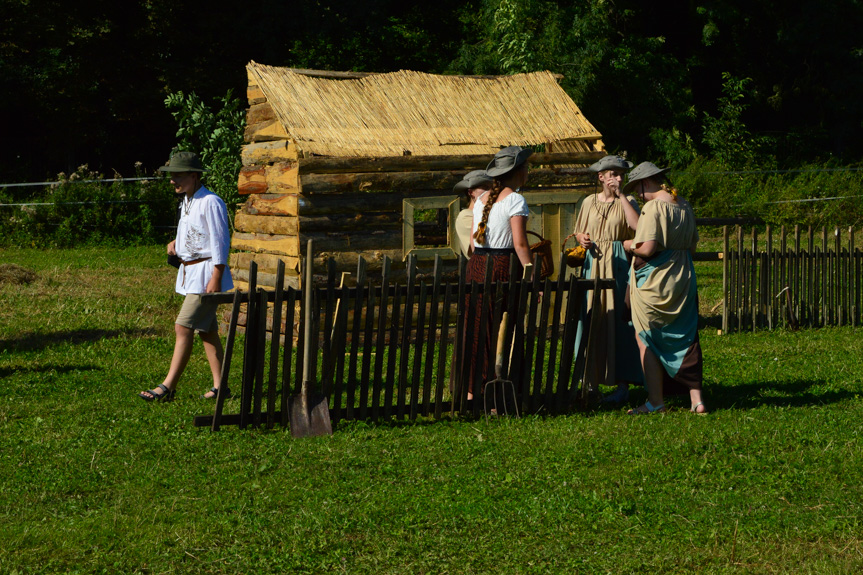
288,391,332,438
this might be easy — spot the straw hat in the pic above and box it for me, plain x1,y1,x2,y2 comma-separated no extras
485,146,533,178
622,162,669,195
158,151,207,173
453,170,493,194
589,155,633,173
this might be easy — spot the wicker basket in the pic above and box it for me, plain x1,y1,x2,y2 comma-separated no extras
561,232,587,268
526,230,554,279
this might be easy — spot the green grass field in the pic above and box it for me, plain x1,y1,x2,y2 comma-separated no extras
1,247,861,574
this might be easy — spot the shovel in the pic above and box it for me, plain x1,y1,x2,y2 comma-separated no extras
483,312,519,420
289,239,333,437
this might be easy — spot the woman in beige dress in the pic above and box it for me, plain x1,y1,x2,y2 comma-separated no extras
572,155,643,403
624,162,706,415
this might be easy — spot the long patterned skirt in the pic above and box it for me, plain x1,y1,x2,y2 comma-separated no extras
462,249,521,394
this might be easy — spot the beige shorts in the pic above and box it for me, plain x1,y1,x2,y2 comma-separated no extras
175,294,219,333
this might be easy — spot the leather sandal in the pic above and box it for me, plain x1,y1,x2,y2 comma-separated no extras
690,402,708,415
201,386,231,400
139,384,175,403
627,401,666,415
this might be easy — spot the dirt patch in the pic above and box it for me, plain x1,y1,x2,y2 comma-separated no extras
0,264,37,285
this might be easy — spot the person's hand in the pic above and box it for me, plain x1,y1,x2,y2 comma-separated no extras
623,239,632,254
578,233,593,249
205,275,220,294
167,240,176,256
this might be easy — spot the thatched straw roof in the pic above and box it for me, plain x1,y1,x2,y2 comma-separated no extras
247,61,603,158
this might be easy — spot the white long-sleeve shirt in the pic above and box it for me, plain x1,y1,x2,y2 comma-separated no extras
174,186,234,295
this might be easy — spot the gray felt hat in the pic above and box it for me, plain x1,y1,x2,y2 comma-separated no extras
453,170,493,194
622,161,669,195
158,151,207,173
485,146,533,178
589,155,633,173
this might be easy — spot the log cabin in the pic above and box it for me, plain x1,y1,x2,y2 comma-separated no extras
233,61,607,294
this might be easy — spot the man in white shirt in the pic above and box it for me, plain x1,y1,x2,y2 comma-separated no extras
139,151,234,402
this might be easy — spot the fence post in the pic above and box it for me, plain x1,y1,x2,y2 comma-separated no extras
359,260,377,421
766,226,774,329
397,256,417,420
372,257,391,420
750,227,758,331
737,226,744,333
780,226,787,328
852,227,858,326
722,226,729,333
807,226,814,327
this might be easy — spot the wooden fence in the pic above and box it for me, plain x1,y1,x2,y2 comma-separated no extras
194,253,613,430
722,225,862,332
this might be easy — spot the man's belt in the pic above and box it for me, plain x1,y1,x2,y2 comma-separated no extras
179,257,211,266
179,257,212,288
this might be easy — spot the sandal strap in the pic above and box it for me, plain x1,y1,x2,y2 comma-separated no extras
645,401,665,412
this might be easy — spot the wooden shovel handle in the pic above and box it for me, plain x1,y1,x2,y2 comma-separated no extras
495,312,509,378
302,239,313,386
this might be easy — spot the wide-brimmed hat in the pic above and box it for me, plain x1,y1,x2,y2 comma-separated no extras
589,155,633,173
485,146,533,178
158,151,207,173
622,161,669,195
453,170,493,194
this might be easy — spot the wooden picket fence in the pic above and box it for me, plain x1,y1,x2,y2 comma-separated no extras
722,225,863,332
194,253,613,430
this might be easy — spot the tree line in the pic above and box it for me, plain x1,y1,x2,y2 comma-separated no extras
2,0,862,183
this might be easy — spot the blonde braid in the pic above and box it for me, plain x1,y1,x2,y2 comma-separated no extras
473,179,503,245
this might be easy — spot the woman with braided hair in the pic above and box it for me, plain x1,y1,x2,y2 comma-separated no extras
463,146,533,399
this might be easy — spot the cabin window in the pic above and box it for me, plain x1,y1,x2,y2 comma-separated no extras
402,196,461,260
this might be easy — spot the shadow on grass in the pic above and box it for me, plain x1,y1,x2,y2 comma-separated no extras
0,327,158,353
707,378,859,411
577,376,858,415
0,363,101,379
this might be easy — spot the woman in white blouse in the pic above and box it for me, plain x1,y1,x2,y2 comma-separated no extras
463,146,533,399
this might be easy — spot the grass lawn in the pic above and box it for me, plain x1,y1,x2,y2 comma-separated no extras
1,246,861,574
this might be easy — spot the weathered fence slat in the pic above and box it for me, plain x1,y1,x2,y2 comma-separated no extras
422,257,443,417
212,290,242,432
471,256,494,418
359,263,376,421
266,260,285,429
434,281,453,420
410,280,428,421
239,262,258,430
321,259,337,398
397,256,416,420
346,257,367,420
280,286,297,428
371,257,390,421
252,288,268,427
384,281,401,420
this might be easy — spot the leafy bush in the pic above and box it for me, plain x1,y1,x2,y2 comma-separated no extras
673,159,863,228
164,90,245,215
0,164,177,248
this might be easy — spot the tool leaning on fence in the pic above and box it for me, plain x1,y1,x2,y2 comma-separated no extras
482,311,519,420
289,239,333,438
